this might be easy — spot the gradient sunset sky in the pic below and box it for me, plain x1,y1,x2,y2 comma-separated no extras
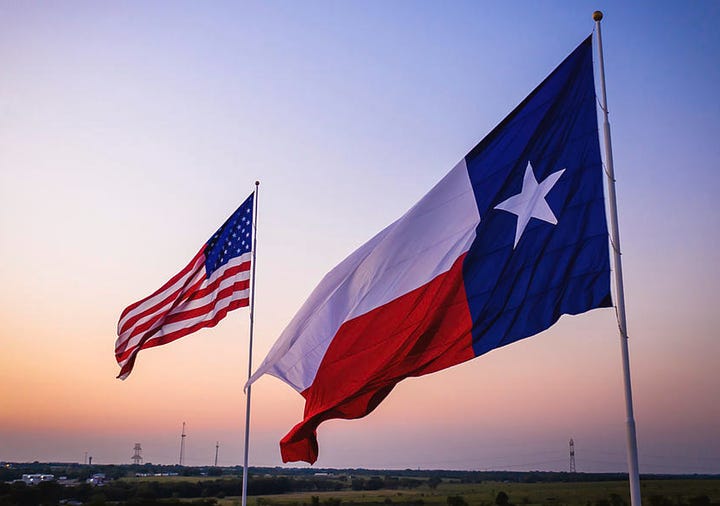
1,1,718,474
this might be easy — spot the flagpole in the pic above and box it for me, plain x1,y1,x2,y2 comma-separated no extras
593,11,642,506
242,180,260,506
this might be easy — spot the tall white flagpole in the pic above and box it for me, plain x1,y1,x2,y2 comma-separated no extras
593,11,642,506
242,181,260,506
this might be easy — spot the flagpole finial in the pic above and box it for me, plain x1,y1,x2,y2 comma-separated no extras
593,10,603,21
255,180,260,186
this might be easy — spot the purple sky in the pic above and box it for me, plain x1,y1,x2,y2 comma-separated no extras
1,1,718,474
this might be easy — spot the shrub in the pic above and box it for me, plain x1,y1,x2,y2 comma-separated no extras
447,495,469,506
496,491,510,506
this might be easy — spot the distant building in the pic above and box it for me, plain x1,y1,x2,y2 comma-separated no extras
86,473,106,486
22,474,54,485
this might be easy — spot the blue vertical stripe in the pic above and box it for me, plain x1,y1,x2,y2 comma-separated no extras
460,36,611,357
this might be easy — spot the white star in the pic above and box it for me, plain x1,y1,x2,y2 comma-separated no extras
494,161,565,249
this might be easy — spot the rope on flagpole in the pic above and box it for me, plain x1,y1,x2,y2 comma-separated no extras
593,11,642,506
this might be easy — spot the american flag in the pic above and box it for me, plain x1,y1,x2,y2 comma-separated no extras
115,193,254,380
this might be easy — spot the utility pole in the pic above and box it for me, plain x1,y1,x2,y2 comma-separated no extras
179,422,186,466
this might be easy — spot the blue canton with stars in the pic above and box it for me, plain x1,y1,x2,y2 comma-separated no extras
204,194,254,277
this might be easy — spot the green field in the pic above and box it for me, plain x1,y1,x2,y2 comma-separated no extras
6,464,717,506
211,479,720,506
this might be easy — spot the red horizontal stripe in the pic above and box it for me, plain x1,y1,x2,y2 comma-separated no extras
116,296,249,378
143,297,249,350
183,262,250,304
119,266,249,345
279,253,475,464
117,258,205,347
115,271,250,363
117,275,206,351
164,280,250,325
118,270,200,338
119,249,205,322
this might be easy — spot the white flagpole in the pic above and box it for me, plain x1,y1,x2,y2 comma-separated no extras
242,181,260,506
593,11,642,506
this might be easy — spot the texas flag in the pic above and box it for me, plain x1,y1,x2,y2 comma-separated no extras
247,36,611,464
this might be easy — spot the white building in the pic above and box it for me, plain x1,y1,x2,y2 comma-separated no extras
21,474,54,485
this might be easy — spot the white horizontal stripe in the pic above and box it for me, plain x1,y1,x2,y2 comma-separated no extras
248,159,480,392
163,270,249,319
116,252,252,353
116,267,206,346
116,288,249,368
151,288,250,340
117,253,205,333
207,252,252,284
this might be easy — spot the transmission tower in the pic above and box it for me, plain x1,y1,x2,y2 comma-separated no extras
132,443,143,465
214,441,219,467
179,422,187,466
569,438,576,473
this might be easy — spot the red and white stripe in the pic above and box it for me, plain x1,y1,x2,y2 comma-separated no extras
115,249,252,379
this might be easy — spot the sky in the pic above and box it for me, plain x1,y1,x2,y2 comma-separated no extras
1,1,719,475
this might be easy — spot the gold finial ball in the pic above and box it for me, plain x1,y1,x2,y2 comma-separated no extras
593,11,603,21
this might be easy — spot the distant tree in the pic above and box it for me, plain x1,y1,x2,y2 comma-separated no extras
88,492,107,505
447,495,469,506
384,476,400,489
495,491,510,506
366,476,384,490
123,500,217,506
37,481,63,504
400,478,423,489
688,496,711,506
648,496,673,506
609,493,627,506
427,476,442,490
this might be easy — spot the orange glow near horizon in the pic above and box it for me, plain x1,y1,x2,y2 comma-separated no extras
1,1,719,473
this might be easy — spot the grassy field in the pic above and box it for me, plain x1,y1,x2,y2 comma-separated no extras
210,479,720,506
121,475,227,483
